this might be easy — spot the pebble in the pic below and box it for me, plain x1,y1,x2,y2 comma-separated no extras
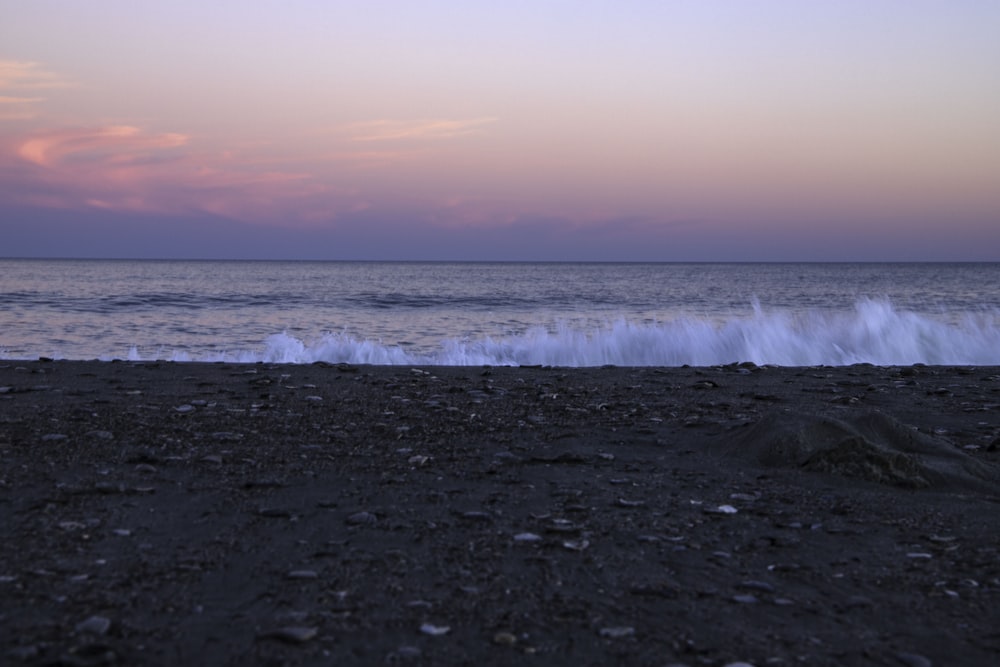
732,594,759,604
562,539,590,551
420,623,450,636
493,631,518,645
75,615,112,635
174,404,194,413
261,626,318,643
599,626,635,638
705,504,739,515
287,569,318,579
513,532,543,543
346,511,377,525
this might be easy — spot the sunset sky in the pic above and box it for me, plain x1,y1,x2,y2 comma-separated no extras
2,1,999,260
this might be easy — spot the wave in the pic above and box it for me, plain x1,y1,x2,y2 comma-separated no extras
122,299,1000,367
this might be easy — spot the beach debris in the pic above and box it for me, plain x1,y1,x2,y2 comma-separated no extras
260,626,318,644
599,626,635,639
420,623,450,636
75,615,112,635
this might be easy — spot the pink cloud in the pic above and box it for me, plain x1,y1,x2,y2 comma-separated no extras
5,124,361,225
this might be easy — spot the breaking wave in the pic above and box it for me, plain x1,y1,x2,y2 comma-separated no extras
122,299,1000,367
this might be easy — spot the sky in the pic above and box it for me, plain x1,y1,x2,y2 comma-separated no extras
1,1,999,261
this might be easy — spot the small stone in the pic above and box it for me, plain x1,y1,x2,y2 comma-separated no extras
75,615,112,635
174,404,194,413
346,511,377,525
420,623,450,636
599,626,635,639
493,631,518,645
732,594,758,604
616,498,646,507
305,395,323,402
261,626,318,643
906,552,933,559
707,504,739,514
513,532,542,543
287,570,318,579
562,539,590,551
200,455,223,464
408,455,430,466
112,529,131,537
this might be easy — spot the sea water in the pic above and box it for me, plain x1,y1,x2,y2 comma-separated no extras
1,260,999,366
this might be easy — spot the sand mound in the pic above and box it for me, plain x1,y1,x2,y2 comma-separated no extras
721,411,998,491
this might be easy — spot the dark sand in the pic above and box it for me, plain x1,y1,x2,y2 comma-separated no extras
1,360,999,666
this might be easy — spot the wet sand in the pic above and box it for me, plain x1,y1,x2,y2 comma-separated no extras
1,360,999,666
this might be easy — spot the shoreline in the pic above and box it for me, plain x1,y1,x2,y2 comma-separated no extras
2,360,999,665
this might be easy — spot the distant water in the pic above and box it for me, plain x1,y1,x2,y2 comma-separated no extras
2,260,999,366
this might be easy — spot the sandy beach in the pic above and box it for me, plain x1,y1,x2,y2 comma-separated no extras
1,360,998,666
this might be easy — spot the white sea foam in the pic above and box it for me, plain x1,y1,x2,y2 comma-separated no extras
99,298,1000,367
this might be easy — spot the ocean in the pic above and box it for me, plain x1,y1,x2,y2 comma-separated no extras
2,259,999,366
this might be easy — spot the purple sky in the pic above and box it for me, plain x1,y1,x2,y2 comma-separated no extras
2,1,999,260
